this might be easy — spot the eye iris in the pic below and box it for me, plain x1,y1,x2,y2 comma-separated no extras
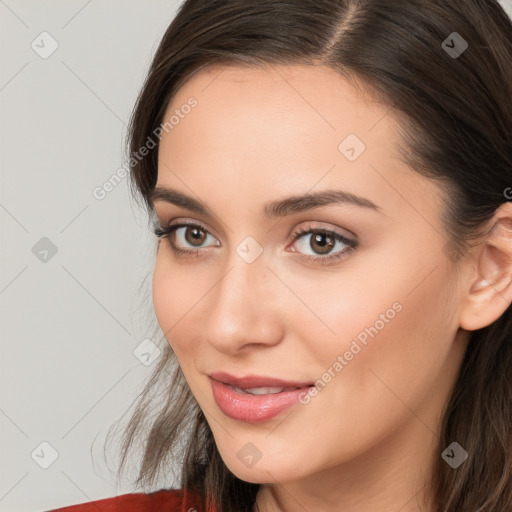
311,232,334,255
185,226,207,246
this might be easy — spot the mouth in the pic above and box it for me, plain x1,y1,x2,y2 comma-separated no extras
225,384,306,395
209,371,313,390
209,371,314,423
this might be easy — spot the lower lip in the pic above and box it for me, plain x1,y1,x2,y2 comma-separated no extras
210,379,310,423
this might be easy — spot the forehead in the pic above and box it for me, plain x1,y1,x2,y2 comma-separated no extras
158,63,400,176
165,62,386,140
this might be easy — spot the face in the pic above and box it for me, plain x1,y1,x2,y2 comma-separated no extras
151,63,468,487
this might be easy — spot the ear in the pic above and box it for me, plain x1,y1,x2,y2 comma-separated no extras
459,202,512,331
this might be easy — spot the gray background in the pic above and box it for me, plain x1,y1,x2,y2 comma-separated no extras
1,1,511,511
1,2,181,511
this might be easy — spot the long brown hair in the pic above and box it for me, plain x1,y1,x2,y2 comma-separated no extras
104,1,512,510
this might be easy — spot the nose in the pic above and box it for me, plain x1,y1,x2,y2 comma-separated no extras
202,253,284,355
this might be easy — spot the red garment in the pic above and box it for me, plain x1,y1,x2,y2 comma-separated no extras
46,488,207,512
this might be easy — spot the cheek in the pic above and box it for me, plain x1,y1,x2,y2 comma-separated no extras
152,252,203,356
283,237,456,374
152,255,177,336
280,258,457,451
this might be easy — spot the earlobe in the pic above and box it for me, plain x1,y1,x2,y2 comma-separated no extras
459,202,512,331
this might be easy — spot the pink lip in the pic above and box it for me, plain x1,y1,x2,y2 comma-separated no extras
210,371,312,389
209,372,313,423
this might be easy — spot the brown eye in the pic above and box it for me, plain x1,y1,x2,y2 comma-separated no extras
290,226,357,263
184,226,208,246
309,232,335,255
166,223,220,252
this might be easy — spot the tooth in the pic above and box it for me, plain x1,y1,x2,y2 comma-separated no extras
227,384,306,395
245,387,285,395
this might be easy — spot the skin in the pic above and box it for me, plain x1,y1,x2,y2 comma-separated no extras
151,63,512,512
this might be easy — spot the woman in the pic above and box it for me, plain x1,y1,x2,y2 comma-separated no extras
48,0,512,511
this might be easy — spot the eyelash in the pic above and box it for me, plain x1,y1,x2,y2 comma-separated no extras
152,221,358,265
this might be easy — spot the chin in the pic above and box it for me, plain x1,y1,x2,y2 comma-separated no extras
227,461,293,485
217,444,309,485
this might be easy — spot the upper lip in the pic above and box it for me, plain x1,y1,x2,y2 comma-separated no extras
209,371,313,389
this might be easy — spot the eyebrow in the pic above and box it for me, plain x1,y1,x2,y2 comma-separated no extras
150,185,380,219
